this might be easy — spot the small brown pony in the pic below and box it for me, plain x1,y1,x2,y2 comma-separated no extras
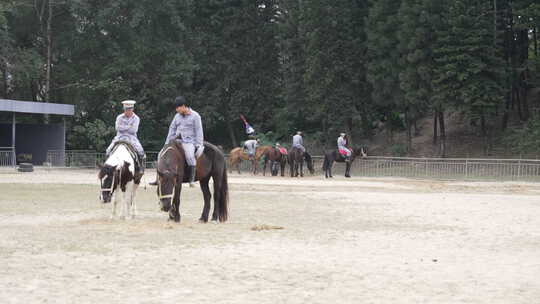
154,141,228,223
228,145,273,174
262,147,288,176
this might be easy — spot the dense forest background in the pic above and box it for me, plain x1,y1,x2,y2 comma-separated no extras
1,0,539,157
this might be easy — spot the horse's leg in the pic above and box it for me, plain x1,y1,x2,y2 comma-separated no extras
111,190,119,219
290,160,294,177
345,162,351,178
329,160,334,178
169,184,182,223
300,160,304,177
199,177,212,223
119,188,127,220
210,172,222,223
253,158,258,175
130,182,139,219
263,158,267,176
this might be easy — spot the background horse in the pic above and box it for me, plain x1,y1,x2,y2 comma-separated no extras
228,145,273,174
263,147,288,176
98,142,143,219
322,146,367,178
289,147,314,177
155,141,228,223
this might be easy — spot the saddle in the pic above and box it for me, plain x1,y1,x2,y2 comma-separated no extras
168,141,207,183
278,147,288,155
111,141,143,173
338,148,350,156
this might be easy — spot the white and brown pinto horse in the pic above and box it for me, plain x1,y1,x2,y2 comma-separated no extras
98,143,143,219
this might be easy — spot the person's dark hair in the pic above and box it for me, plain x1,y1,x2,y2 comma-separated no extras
174,96,188,108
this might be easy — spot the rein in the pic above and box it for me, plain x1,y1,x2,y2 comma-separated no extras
99,168,119,200
157,145,177,201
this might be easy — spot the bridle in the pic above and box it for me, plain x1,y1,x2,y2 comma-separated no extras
99,168,119,200
157,146,177,201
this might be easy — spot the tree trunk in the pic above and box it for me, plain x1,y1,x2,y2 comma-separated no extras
501,90,510,130
515,86,523,120
405,110,412,154
433,111,438,145
225,116,237,148
346,117,354,147
480,112,488,156
44,0,52,123
438,111,446,157
1,64,7,98
534,27,538,57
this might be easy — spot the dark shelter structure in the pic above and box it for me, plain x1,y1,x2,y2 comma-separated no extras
0,99,74,166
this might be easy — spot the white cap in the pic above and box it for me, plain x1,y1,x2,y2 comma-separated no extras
121,100,136,109
340,133,346,136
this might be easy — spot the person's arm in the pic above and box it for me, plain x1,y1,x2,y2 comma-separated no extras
165,115,177,145
126,116,139,135
116,115,129,133
194,114,204,147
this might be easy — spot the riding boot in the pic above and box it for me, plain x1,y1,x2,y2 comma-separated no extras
188,165,197,188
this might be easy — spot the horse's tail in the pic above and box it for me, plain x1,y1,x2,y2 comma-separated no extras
217,169,229,222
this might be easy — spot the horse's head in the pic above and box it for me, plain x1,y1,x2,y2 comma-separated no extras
352,146,368,159
304,152,315,174
155,145,180,212
98,164,117,203
156,168,177,212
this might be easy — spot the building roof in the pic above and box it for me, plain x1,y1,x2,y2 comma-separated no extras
0,99,74,116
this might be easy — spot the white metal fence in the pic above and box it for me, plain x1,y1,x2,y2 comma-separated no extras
0,147,15,167
45,150,540,181
46,150,160,168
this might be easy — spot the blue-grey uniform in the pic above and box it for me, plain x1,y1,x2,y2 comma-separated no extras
292,134,305,152
165,109,204,166
106,113,144,157
243,139,258,157
337,136,351,157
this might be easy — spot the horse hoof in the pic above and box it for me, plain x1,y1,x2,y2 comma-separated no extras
199,219,208,223
211,220,218,225
345,175,351,178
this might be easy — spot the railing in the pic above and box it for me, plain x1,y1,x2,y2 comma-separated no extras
328,157,540,181
0,147,15,167
46,150,160,169
45,150,540,181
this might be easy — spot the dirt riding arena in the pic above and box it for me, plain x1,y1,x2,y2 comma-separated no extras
1,169,540,303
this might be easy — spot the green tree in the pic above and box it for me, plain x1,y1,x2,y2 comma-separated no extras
432,0,506,155
366,0,403,143
397,0,436,153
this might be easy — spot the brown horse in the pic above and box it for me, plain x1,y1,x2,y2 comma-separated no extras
262,147,288,176
289,147,314,177
228,145,273,174
322,147,367,178
154,141,228,223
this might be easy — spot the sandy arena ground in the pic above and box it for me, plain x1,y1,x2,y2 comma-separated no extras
1,169,540,303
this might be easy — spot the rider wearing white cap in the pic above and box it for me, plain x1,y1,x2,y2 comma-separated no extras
337,133,351,162
106,100,145,170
